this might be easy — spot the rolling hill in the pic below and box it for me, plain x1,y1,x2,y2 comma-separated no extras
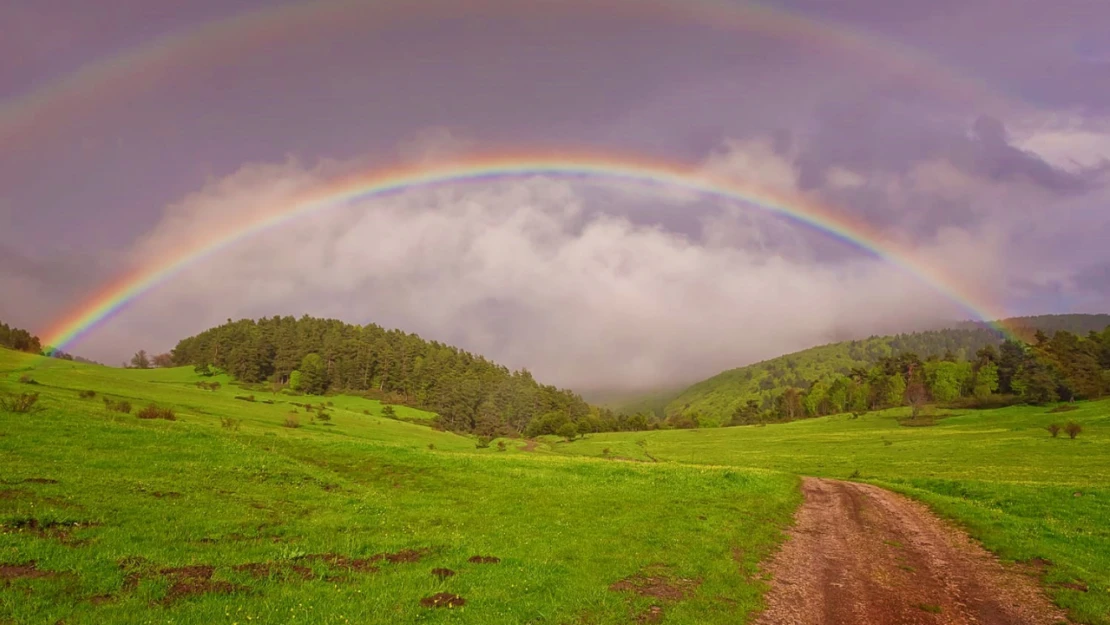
662,314,1110,425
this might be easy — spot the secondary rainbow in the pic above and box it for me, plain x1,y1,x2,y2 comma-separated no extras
40,151,1012,352
3,0,1021,144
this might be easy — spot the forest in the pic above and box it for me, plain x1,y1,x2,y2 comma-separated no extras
169,315,650,436
0,321,41,354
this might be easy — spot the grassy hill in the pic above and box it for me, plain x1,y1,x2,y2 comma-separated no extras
664,314,1110,425
549,401,1110,625
0,348,798,625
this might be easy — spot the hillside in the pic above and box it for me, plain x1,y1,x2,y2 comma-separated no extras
551,400,1110,624
0,347,797,624
170,315,648,436
665,314,1110,426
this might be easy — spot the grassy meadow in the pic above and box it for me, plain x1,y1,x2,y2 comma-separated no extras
543,402,1110,624
0,349,799,625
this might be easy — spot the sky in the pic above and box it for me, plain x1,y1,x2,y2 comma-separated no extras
2,0,1109,393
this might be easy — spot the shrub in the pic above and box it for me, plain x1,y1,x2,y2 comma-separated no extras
381,404,396,418
103,398,132,414
475,436,492,449
556,422,578,441
78,390,97,399
1046,423,1062,438
363,409,370,415
0,392,40,414
315,411,331,422
327,401,334,407
234,395,256,402
602,447,611,457
427,443,436,450
137,404,176,421
220,417,241,431
18,374,39,385
497,440,507,452
195,381,221,391
283,416,300,429
1065,422,1083,440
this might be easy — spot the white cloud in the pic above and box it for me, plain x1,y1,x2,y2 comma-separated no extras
67,143,999,391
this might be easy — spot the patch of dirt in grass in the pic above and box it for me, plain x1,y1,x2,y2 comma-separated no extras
88,594,115,606
0,561,54,580
154,565,245,605
609,568,701,601
467,555,500,564
21,478,58,485
1047,405,1079,414
233,562,315,581
377,548,430,564
431,568,455,579
1055,581,1089,592
420,592,466,608
0,488,29,500
2,518,99,545
149,491,181,499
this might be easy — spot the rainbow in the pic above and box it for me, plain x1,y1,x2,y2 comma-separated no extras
40,151,1013,351
3,0,1021,144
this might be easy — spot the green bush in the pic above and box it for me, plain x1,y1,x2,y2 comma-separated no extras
136,404,176,421
1046,423,1062,438
78,390,97,399
475,436,492,449
0,392,40,414
556,422,578,441
102,398,132,414
1065,421,1083,439
18,374,38,385
283,416,300,429
220,417,241,431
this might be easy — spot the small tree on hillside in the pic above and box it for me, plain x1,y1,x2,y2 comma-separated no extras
130,350,151,369
1065,421,1083,439
556,422,578,441
151,353,174,368
381,404,396,418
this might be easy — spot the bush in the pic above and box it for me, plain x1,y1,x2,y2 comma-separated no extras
137,404,176,421
602,447,611,457
283,416,300,429
381,404,396,418
235,395,256,402
103,398,132,414
1065,421,1083,440
18,374,39,385
497,440,507,452
315,411,331,422
220,417,241,431
78,390,97,399
475,436,492,449
1046,423,1062,438
0,392,40,414
195,381,221,391
363,409,370,415
427,443,436,450
556,422,578,441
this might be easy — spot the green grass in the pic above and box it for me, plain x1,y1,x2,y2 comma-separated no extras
549,403,1110,624
0,349,799,624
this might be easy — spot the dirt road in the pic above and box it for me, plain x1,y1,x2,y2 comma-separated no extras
754,478,1067,625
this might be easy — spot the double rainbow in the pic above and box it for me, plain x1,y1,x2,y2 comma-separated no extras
40,151,1010,352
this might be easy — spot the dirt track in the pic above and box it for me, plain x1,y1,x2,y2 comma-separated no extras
754,478,1067,625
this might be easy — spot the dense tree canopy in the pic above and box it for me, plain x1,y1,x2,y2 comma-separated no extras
0,322,42,354
171,315,650,435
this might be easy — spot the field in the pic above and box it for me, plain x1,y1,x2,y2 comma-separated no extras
546,402,1110,624
0,349,799,625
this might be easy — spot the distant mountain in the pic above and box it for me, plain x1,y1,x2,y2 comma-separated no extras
663,314,1110,426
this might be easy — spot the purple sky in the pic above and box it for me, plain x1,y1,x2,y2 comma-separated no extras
2,0,1109,391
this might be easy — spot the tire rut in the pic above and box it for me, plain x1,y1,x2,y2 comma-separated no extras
754,477,1067,625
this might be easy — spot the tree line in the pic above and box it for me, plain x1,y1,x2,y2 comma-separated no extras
171,315,654,436
720,325,1110,427
0,321,41,354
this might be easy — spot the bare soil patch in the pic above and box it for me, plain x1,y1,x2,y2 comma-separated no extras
158,565,244,605
431,568,455,579
21,478,58,484
0,561,54,581
754,477,1068,625
420,592,466,608
609,567,701,601
377,548,429,564
468,555,500,564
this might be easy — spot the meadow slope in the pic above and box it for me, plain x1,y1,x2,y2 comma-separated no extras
547,402,1110,624
0,349,799,625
